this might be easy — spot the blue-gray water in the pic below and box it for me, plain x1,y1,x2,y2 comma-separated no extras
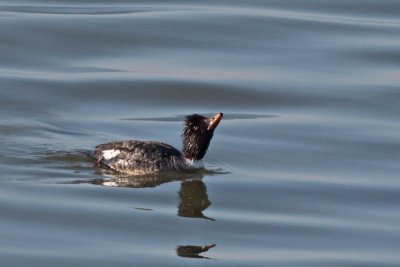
1,1,400,266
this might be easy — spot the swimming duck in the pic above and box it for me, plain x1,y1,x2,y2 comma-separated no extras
93,113,223,175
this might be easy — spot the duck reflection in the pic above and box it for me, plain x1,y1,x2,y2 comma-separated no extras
176,244,216,259
73,169,216,220
91,168,204,188
69,170,218,259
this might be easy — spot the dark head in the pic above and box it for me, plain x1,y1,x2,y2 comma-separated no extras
182,113,223,160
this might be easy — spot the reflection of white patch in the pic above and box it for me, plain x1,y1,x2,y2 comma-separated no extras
102,181,118,187
185,158,204,169
102,149,120,160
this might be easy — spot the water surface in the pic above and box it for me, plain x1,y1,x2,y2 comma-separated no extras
1,1,400,266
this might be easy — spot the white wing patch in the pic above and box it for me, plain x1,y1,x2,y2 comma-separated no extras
102,149,121,160
117,159,129,167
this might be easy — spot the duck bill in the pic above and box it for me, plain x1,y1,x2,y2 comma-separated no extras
207,113,223,131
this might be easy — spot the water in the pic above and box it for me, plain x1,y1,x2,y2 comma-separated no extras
1,1,400,266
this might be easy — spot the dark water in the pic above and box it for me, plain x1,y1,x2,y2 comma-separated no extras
1,1,400,266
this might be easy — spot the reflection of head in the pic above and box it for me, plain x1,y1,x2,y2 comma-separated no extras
176,244,216,259
178,180,213,220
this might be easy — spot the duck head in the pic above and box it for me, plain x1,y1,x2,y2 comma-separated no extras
182,113,223,160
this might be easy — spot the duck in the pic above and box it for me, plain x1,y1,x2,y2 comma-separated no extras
93,113,223,175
